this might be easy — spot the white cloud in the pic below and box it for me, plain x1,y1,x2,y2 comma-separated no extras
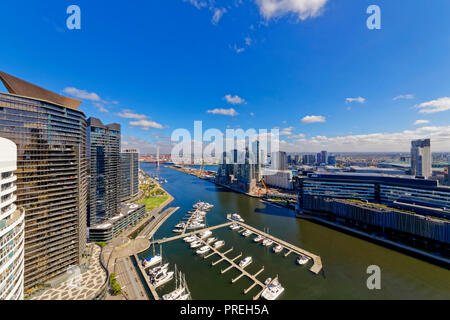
207,108,238,116
129,119,164,130
255,0,328,20
415,97,450,114
245,37,252,46
414,119,430,126
116,109,147,120
345,96,366,104
94,103,108,113
301,115,326,124
211,8,227,25
231,44,245,53
250,112,255,116
280,126,294,135
184,0,207,9
63,87,101,101
224,94,246,105
393,94,415,101
280,125,450,152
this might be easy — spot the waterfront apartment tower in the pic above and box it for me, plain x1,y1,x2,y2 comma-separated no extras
272,151,287,170
411,139,432,179
0,138,25,299
120,149,139,201
0,71,88,289
87,118,120,227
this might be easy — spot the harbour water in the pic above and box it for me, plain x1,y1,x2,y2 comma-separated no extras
139,163,450,300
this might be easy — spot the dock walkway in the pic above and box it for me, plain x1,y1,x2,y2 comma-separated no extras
228,215,323,274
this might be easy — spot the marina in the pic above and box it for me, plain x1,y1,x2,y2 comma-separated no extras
137,164,450,300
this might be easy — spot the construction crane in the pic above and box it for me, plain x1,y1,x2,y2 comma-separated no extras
258,177,269,197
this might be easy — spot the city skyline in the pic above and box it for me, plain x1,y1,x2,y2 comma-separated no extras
0,1,449,153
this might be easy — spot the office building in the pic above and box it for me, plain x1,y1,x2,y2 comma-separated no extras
302,154,316,165
87,118,120,227
320,151,328,165
411,139,432,179
120,149,139,201
262,169,293,190
0,138,25,300
445,166,450,186
0,71,88,289
327,155,336,166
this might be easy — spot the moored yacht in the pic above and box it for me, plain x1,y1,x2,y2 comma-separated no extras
242,230,252,237
162,287,186,300
229,223,240,230
253,235,264,243
152,271,174,288
183,235,196,243
262,239,274,247
230,213,245,222
261,280,284,300
297,255,311,265
190,240,203,248
143,254,162,268
198,230,212,239
206,237,217,244
213,240,225,248
273,244,283,253
148,263,169,277
196,245,210,255
239,256,252,268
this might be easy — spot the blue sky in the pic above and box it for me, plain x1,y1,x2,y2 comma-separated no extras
0,0,449,153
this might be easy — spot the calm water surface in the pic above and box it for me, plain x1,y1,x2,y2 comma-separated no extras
139,164,450,300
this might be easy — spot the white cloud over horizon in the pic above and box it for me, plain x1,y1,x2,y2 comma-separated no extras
129,119,164,130
415,97,450,114
301,115,326,123
116,109,147,120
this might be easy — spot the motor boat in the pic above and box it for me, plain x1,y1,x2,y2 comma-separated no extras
206,237,217,244
196,245,210,255
149,265,169,279
177,293,190,300
198,230,212,239
183,235,196,243
213,240,225,248
175,222,185,228
261,280,284,300
148,263,169,277
152,271,174,288
229,223,240,230
239,256,252,268
273,244,283,253
242,230,252,237
262,239,274,247
187,222,205,229
297,255,311,265
190,241,203,248
264,278,272,285
253,235,264,243
143,254,162,268
173,228,184,233
230,213,245,222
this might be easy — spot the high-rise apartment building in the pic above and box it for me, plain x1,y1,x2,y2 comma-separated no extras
0,71,88,289
87,118,120,227
411,139,432,179
120,149,139,201
0,138,25,300
272,151,287,170
320,151,328,165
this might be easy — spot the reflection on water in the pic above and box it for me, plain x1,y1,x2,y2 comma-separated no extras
139,163,450,300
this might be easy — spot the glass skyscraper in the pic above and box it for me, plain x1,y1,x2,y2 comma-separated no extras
87,118,120,227
0,71,88,289
120,149,139,201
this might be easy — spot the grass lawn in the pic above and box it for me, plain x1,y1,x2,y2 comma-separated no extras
138,195,169,211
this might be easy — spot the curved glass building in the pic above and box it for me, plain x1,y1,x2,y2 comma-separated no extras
0,137,25,300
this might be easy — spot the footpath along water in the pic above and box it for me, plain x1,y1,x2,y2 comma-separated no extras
139,163,450,300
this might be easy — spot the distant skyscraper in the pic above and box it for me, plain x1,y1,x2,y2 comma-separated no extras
444,166,450,186
120,149,139,201
321,151,328,165
272,151,287,170
87,117,120,227
411,139,432,179
0,138,24,300
0,71,88,289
